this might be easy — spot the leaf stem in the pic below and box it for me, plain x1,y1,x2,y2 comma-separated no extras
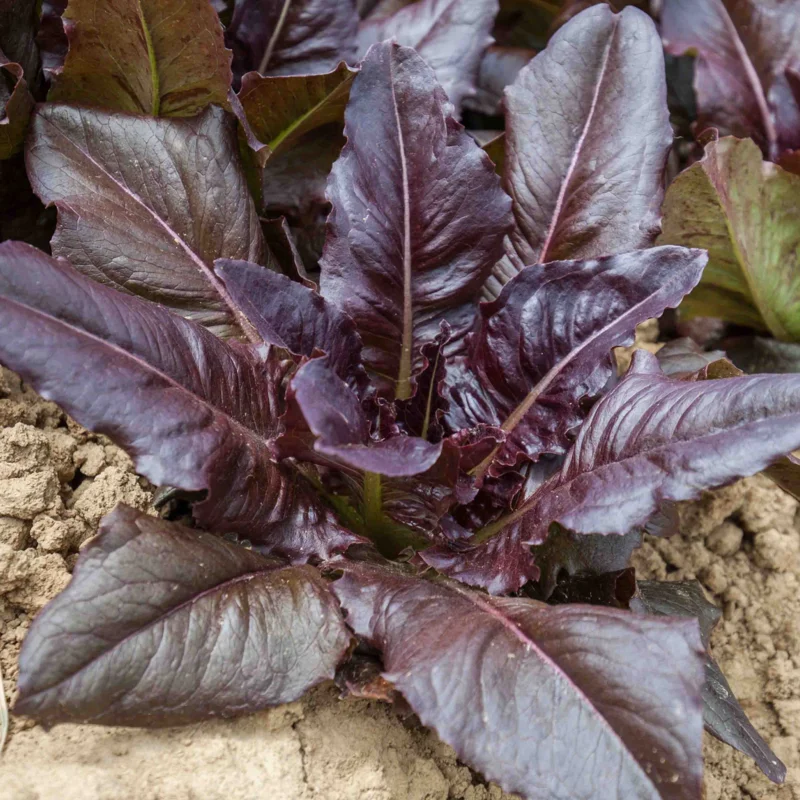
137,0,160,116
362,471,383,533
258,0,292,75
420,346,442,440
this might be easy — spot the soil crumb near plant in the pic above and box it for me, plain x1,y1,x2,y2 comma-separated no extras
1,364,798,799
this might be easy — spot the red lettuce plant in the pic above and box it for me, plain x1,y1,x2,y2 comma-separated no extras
1,1,798,797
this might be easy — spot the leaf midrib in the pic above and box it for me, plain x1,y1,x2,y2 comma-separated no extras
718,1,776,157
43,112,260,343
258,0,293,74
389,53,414,402
471,253,696,480
535,14,618,264
486,376,800,536
25,556,288,701
1,293,272,465
268,70,353,154
443,583,658,794
135,0,160,116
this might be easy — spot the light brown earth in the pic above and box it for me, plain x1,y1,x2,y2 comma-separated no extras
0,363,798,799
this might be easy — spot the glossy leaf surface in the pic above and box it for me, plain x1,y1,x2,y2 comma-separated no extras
661,0,800,160
0,242,358,560
320,42,511,399
356,0,498,111
27,104,265,339
504,350,800,550
289,357,442,476
446,247,707,468
659,137,800,341
16,507,350,726
227,0,358,78
334,561,705,800
215,259,364,383
48,0,232,116
489,5,671,296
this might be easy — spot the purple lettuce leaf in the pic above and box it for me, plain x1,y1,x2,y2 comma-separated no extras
656,337,727,378
445,246,707,471
479,349,800,579
47,0,232,117
419,520,539,595
462,44,534,116
260,216,315,286
0,48,34,159
287,356,442,476
661,0,800,160
661,336,800,504
530,524,642,600
379,440,469,536
235,63,356,167
356,0,498,112
226,0,359,80
36,0,67,80
333,561,705,800
319,41,512,400
394,323,450,441
261,123,345,270
0,241,360,560
26,104,266,340
15,506,351,726
632,580,786,784
546,566,637,608
488,4,671,297
0,0,40,88
215,258,364,384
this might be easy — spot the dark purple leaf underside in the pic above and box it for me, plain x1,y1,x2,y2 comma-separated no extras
26,104,265,340
0,242,358,560
36,0,68,79
356,0,498,112
215,258,364,384
632,580,786,784
334,561,705,800
227,0,359,79
16,507,351,726
489,4,671,297
0,0,40,84
447,246,707,469
320,42,511,400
